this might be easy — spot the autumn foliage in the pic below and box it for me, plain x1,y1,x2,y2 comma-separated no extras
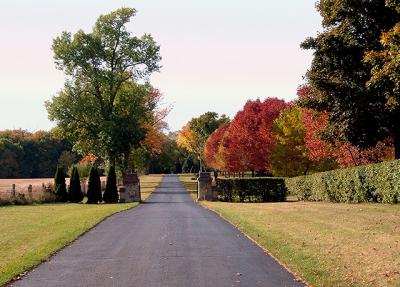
204,123,230,171
204,98,288,173
202,89,394,177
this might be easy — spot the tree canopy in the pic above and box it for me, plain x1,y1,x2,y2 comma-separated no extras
46,8,161,170
177,112,229,171
301,0,400,157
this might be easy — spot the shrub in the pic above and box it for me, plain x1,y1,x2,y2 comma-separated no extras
68,166,84,203
68,162,91,180
285,160,400,203
87,166,102,204
54,166,68,202
0,193,33,206
216,177,287,202
103,165,119,203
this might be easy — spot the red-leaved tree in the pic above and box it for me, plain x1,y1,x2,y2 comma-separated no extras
204,123,230,170
224,98,288,174
300,86,393,167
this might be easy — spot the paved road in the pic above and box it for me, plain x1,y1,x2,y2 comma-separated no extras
13,175,304,287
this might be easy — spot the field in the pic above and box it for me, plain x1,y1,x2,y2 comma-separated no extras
0,174,163,286
0,174,160,202
0,177,108,201
179,175,400,287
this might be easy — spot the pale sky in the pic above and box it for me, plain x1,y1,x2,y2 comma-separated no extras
0,1,321,132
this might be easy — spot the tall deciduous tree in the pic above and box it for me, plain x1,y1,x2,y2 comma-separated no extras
365,2,400,158
302,106,393,168
176,124,200,166
301,0,400,157
227,98,288,174
177,112,229,171
204,123,230,171
271,105,313,177
46,8,161,170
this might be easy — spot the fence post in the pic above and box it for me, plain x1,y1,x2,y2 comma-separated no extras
12,184,16,198
28,184,33,198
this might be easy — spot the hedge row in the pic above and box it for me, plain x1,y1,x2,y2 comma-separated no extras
285,160,400,204
216,178,287,202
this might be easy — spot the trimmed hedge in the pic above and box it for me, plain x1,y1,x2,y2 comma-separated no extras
216,177,287,202
285,160,400,204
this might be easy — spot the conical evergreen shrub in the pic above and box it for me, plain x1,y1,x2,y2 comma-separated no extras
87,166,102,204
103,165,119,203
68,166,84,203
54,166,68,202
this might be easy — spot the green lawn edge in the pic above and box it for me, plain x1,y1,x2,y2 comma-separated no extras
1,174,164,286
178,175,361,287
0,202,137,286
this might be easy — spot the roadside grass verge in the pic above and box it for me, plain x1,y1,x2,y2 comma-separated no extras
0,174,163,286
179,175,400,287
179,174,197,200
140,174,164,200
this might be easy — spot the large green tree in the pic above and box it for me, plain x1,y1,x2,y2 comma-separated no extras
46,8,161,170
301,0,400,157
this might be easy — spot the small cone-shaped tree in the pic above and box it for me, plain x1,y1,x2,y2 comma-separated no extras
87,166,102,204
103,165,119,203
54,166,68,202
68,166,84,203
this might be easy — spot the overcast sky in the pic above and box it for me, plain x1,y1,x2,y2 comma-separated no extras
0,0,321,132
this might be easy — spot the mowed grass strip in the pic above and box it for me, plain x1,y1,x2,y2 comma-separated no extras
140,174,164,200
0,174,163,286
179,174,198,200
179,175,400,287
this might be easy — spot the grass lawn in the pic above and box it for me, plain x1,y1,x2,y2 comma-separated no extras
179,175,400,287
140,174,163,200
0,174,163,286
179,174,198,200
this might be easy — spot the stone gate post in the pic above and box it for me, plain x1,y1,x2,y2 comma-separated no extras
197,172,216,201
119,173,141,203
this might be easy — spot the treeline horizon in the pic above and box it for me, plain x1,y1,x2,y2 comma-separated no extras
0,129,75,178
0,128,200,179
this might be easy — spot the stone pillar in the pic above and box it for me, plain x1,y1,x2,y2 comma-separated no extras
197,172,215,201
119,173,141,203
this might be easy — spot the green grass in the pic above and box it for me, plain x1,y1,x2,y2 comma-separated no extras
140,174,163,200
179,174,198,200
179,175,400,287
0,174,163,286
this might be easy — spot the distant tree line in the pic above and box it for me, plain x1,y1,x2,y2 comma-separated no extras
0,130,75,178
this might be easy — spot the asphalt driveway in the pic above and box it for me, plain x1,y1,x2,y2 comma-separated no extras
12,175,304,287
